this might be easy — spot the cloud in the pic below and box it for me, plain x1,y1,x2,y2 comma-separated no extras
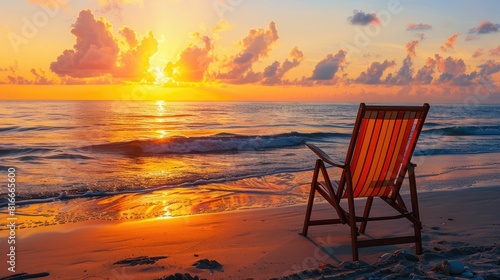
355,60,395,84
465,35,478,41
469,20,500,34
1,60,55,84
425,54,479,86
406,40,419,57
478,60,500,76
440,32,459,52
217,21,279,83
30,68,54,84
115,31,158,80
262,47,304,85
386,56,414,85
489,45,500,57
472,49,484,58
50,9,157,80
348,10,379,26
213,20,232,33
172,34,213,82
414,58,436,84
416,33,425,41
433,54,466,77
406,23,432,31
309,50,346,81
119,26,138,49
50,10,119,77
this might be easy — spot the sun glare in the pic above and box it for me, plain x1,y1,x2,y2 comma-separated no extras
156,100,165,111
149,66,171,85
157,129,168,139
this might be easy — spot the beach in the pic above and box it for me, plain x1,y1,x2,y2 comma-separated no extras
1,101,500,279
1,153,499,279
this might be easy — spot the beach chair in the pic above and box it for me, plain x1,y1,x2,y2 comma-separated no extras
302,103,430,261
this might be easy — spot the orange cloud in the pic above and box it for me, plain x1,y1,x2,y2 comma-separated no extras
414,58,436,84
440,32,459,52
262,47,304,85
50,10,119,77
1,60,55,85
489,45,500,57
406,40,419,57
386,56,414,85
50,9,157,81
472,49,484,58
355,60,395,84
217,21,279,84
119,26,138,49
115,31,157,80
406,23,432,31
309,50,346,82
172,34,213,82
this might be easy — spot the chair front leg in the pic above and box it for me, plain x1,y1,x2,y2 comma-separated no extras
302,159,321,237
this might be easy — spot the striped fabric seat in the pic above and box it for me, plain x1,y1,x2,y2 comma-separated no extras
302,103,430,261
347,107,427,199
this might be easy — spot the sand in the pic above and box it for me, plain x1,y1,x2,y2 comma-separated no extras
1,185,499,279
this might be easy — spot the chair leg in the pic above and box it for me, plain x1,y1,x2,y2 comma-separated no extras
345,170,359,261
408,164,423,255
359,197,373,234
302,160,320,237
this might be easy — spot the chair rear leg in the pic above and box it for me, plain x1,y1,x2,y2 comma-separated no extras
359,197,373,234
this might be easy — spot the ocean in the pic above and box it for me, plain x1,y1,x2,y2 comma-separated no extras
1,101,500,220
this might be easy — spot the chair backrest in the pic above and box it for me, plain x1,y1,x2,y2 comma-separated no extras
340,103,429,199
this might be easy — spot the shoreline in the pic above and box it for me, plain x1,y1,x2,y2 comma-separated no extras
1,152,499,231
1,185,499,279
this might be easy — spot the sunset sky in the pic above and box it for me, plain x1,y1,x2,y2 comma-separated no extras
1,0,499,102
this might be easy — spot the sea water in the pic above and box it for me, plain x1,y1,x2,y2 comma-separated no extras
1,101,499,212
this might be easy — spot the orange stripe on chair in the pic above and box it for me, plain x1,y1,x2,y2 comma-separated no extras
374,112,400,196
369,111,397,197
359,111,390,197
352,111,381,197
349,112,377,197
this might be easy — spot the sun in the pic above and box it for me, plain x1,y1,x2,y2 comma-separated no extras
148,66,172,85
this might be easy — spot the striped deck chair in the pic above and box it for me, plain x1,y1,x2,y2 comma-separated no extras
302,103,430,261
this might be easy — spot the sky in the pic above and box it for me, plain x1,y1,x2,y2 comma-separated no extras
0,0,499,103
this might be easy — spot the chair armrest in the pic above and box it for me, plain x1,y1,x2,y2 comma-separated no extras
305,143,345,169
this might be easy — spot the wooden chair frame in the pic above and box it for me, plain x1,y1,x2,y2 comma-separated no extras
302,103,430,261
